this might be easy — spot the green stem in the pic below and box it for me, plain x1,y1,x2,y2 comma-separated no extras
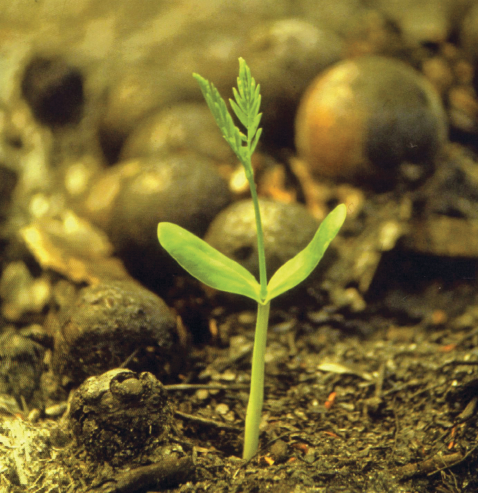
245,168,268,301
243,300,271,460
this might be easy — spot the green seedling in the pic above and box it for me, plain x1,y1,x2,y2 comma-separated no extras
157,58,346,460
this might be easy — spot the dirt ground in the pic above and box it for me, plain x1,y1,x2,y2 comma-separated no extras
159,265,478,493
4,254,477,493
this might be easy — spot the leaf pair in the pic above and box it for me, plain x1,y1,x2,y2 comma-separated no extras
157,203,346,304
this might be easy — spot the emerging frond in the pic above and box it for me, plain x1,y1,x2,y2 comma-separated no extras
193,58,261,175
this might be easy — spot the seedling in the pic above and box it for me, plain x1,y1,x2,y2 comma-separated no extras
158,58,346,460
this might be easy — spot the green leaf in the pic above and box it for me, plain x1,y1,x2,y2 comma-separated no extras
265,204,347,303
193,73,242,157
158,222,261,302
251,127,262,154
230,96,248,128
193,59,262,177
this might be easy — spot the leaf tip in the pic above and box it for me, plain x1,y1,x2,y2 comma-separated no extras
335,203,347,223
157,222,170,242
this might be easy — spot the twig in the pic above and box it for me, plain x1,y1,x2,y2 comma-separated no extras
174,410,240,430
165,383,249,391
90,456,193,493
393,448,476,480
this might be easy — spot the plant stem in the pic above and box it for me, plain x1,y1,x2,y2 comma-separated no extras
245,170,268,301
243,300,271,460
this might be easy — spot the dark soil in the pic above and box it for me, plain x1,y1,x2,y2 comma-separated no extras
162,286,478,493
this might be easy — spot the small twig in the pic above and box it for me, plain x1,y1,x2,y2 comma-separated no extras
429,442,478,476
394,444,478,481
90,456,193,493
119,349,139,368
439,360,478,369
174,410,240,430
165,383,249,391
394,451,463,480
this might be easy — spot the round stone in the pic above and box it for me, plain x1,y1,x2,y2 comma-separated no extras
67,368,173,465
204,198,320,280
295,56,447,187
120,103,235,164
51,280,176,384
105,152,232,286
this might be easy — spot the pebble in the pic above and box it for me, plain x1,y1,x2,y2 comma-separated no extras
269,439,289,463
0,331,45,406
97,153,232,285
295,56,447,187
242,19,343,148
215,403,230,415
0,261,51,322
421,56,455,97
404,215,478,258
21,56,84,127
119,103,235,164
0,94,54,199
369,0,470,46
413,148,478,220
0,45,106,232
50,279,176,384
20,210,130,286
293,0,370,36
204,198,320,280
67,368,173,465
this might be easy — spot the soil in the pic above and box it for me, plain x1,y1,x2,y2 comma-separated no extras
5,267,477,493
161,277,478,493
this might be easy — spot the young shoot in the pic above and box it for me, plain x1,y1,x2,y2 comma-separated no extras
157,58,346,460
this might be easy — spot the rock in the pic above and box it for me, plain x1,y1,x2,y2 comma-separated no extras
21,56,84,127
89,152,232,286
110,153,231,240
293,0,371,36
120,103,234,164
295,56,447,188
0,331,45,405
369,0,472,46
67,368,173,465
51,280,177,384
204,198,320,280
0,261,51,322
404,216,478,258
120,17,344,167
20,210,130,285
242,19,343,148
411,147,478,220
